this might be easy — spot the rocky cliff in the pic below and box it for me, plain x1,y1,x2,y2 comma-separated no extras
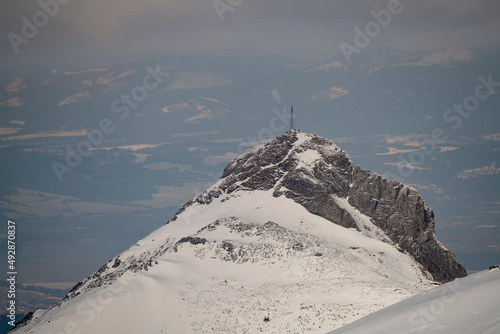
199,131,466,282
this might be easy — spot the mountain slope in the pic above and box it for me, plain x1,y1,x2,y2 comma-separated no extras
328,268,500,334
12,191,434,333
201,131,466,282
11,132,465,333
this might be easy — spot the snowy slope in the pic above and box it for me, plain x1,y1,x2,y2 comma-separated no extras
12,132,447,333
328,268,500,334
12,191,435,333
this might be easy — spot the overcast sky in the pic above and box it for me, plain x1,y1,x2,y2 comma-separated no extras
1,0,500,68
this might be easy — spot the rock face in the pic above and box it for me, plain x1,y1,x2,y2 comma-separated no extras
209,131,466,283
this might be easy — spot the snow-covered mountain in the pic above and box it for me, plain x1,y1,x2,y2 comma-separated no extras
12,132,466,333
328,268,500,334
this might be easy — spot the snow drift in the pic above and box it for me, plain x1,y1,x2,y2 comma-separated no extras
328,268,500,334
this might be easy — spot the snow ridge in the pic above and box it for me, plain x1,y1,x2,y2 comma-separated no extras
328,268,500,334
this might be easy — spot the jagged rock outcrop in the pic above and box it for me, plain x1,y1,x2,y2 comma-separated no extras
215,131,466,282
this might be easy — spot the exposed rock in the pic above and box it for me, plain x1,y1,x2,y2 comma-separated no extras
174,236,208,252
211,131,466,282
10,310,35,331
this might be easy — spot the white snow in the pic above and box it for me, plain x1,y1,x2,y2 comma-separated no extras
295,149,322,170
333,195,391,243
14,189,435,334
328,268,500,334
293,132,310,147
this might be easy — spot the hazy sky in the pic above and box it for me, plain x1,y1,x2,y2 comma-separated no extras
1,0,499,68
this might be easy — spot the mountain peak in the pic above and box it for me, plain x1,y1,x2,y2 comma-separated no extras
217,131,348,196
13,131,467,334
194,131,466,283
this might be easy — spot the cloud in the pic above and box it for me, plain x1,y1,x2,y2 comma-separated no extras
203,97,220,104
384,161,429,171
381,134,428,147
96,70,136,86
5,77,26,92
317,61,347,72
63,68,109,75
93,144,163,151
438,146,459,153
0,128,23,136
457,162,500,179
161,99,229,124
376,147,417,156
57,91,91,106
482,133,500,141
162,102,189,114
311,86,348,100
0,97,24,107
2,129,86,141
1,0,499,63
271,89,282,103
395,49,475,67
183,107,215,124
303,61,347,74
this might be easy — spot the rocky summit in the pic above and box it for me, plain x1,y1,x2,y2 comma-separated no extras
201,131,466,283
12,131,466,334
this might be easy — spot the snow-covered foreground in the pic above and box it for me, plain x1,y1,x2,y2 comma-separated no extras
13,190,434,334
328,268,500,334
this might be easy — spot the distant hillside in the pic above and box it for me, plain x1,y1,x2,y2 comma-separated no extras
1,285,64,333
0,286,61,316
